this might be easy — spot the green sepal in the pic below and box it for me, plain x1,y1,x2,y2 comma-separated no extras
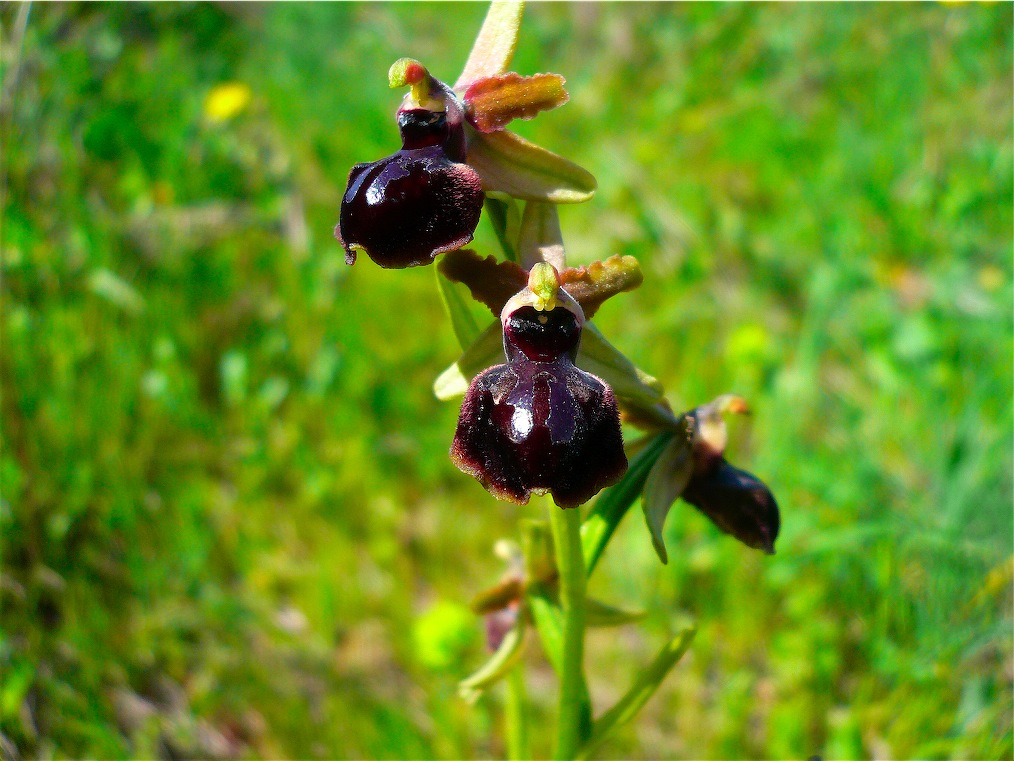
433,320,502,401
433,318,664,406
455,0,525,90
484,193,522,262
641,428,695,565
458,613,528,702
520,519,556,584
577,324,664,408
582,432,675,576
518,201,565,270
536,584,645,628
576,622,697,760
467,128,597,203
436,267,482,351
526,581,563,673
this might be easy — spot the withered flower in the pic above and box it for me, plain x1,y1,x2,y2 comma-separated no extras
681,397,779,554
451,264,627,508
643,396,780,559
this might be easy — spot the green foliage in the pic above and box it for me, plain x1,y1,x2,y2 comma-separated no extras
1,3,1010,759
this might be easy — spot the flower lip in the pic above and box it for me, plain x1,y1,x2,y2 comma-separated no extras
337,145,483,268
450,282,627,508
336,62,480,267
681,460,780,555
504,306,580,363
450,356,627,508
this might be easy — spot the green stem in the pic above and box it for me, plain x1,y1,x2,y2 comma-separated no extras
548,502,587,761
506,664,530,760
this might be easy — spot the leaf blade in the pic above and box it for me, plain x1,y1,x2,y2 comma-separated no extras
581,432,675,576
576,623,697,760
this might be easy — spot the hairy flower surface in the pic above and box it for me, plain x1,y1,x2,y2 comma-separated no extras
337,63,484,268
451,289,627,508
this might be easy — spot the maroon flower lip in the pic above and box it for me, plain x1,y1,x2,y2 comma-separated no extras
337,145,483,269
682,459,780,555
336,77,484,269
451,305,627,509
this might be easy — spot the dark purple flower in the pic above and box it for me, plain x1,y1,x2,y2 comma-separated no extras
682,459,780,554
451,281,627,508
680,402,780,554
336,63,484,269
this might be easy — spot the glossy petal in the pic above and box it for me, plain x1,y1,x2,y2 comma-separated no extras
681,460,780,554
450,307,626,508
337,146,483,268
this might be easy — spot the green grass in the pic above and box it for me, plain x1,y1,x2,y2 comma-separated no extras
2,3,1011,759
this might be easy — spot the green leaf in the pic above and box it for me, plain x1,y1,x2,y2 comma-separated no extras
582,432,675,576
433,320,503,400
641,433,694,565
576,324,664,408
88,268,145,314
455,0,525,90
465,72,569,133
459,613,528,702
517,201,565,270
436,267,482,351
467,128,597,203
576,622,697,760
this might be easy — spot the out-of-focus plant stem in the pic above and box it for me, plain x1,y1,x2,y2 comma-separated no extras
506,664,530,760
548,502,587,760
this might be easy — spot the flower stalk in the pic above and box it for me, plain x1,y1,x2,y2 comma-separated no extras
548,500,588,760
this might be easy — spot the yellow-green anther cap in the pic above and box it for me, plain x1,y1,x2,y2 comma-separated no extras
528,262,561,312
500,263,585,326
389,58,445,112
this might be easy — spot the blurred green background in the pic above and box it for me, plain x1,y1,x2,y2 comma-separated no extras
2,3,1011,759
